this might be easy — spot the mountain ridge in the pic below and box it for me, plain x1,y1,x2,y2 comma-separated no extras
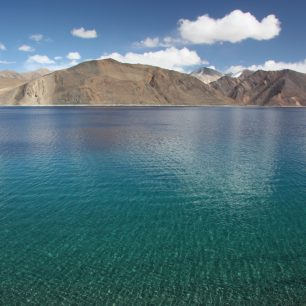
0,59,233,105
0,60,305,106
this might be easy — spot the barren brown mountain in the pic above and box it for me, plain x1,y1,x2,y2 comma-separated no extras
0,68,50,92
0,71,26,91
21,68,51,82
211,69,306,106
0,59,232,105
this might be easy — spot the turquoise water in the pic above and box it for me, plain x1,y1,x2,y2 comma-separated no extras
0,106,306,305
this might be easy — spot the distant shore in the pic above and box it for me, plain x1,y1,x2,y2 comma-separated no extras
0,104,305,108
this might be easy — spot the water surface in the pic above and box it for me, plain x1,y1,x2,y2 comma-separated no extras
0,106,306,305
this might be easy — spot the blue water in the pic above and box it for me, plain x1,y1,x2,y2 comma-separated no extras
0,106,306,305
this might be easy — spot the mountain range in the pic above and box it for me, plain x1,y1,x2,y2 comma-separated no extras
0,60,305,106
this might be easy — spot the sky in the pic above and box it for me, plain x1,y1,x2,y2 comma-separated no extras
0,0,306,73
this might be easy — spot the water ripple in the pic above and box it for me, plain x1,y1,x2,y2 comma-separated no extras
0,107,306,305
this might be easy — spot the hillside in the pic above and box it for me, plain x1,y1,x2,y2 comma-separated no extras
211,69,306,106
1,61,306,106
0,68,50,92
0,59,233,105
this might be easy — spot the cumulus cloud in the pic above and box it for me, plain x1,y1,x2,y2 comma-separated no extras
178,10,281,44
135,10,280,48
54,56,63,60
67,52,81,60
30,34,44,42
0,42,6,50
99,47,205,72
226,59,306,74
27,55,55,65
18,44,35,52
71,27,97,39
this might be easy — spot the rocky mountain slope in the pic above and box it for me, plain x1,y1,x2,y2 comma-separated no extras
211,69,306,106
0,68,50,91
21,68,50,82
0,59,233,105
190,67,223,84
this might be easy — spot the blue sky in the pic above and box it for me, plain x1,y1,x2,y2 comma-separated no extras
0,0,305,73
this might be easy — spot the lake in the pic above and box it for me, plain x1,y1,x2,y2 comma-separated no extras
0,106,305,305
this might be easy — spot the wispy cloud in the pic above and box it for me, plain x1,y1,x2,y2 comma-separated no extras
27,54,55,65
18,44,35,52
134,37,182,48
24,54,80,71
134,37,161,48
71,27,97,39
0,42,6,51
29,34,44,42
226,59,306,74
0,60,15,64
67,52,81,60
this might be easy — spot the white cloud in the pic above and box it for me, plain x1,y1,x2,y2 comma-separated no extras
162,36,182,46
24,54,79,71
18,44,35,52
27,55,55,65
0,60,15,64
99,47,205,72
67,52,81,60
0,42,6,50
225,65,246,75
226,59,306,74
71,27,97,39
135,10,280,48
178,10,281,44
136,37,160,48
134,36,182,48
30,34,44,42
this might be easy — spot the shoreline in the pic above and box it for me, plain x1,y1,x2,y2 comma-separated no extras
0,104,305,108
